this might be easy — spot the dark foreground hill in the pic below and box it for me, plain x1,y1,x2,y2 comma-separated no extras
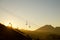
0,23,32,40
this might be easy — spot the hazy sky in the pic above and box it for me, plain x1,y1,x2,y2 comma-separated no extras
0,0,60,30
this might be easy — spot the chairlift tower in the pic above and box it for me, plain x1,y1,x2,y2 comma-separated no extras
25,20,31,28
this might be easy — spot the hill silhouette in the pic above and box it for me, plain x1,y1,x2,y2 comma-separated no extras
0,23,60,40
36,25,60,35
54,27,60,35
36,25,54,32
0,23,32,40
20,25,60,40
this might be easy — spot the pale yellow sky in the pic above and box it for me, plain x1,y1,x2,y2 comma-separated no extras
0,0,60,31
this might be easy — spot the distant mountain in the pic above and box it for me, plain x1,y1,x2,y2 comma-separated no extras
35,25,60,34
54,27,60,32
36,25,54,32
20,25,60,40
0,23,32,40
54,27,60,34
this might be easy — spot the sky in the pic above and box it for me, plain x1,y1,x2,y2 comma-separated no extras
0,0,60,31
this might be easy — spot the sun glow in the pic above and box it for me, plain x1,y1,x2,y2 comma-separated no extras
3,21,36,31
0,13,35,31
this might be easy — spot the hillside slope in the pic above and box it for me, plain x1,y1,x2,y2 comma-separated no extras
0,23,32,40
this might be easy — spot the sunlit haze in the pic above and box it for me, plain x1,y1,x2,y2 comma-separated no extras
0,0,60,31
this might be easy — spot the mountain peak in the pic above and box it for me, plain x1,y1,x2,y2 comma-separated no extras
36,25,54,31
